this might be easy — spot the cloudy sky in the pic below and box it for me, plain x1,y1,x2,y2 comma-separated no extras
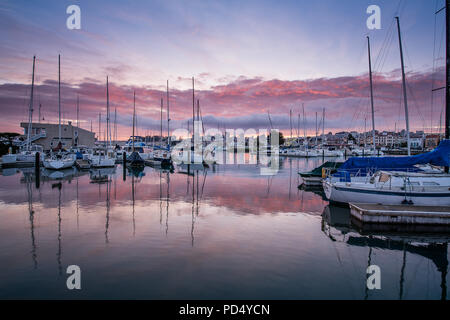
0,0,447,139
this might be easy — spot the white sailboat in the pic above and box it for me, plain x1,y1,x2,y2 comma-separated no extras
323,170,450,206
43,154,76,170
43,55,76,170
89,76,115,168
2,56,44,167
323,16,450,207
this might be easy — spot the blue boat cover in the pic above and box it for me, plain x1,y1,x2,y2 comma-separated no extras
127,151,144,165
153,145,171,151
336,139,450,180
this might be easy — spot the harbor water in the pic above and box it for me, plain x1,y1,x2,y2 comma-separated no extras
0,156,448,299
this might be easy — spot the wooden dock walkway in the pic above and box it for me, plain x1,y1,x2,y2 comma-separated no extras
349,203,450,225
75,159,91,169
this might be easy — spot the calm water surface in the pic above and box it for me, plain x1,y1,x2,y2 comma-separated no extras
0,156,448,299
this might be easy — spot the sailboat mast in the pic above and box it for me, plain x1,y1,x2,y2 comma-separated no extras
322,108,325,146
197,99,200,121
76,94,79,128
289,109,293,139
315,112,318,146
58,54,61,143
27,56,36,151
446,0,450,140
38,94,41,124
114,107,117,146
132,91,136,153
192,77,195,135
98,113,101,144
367,36,377,151
364,117,367,148
302,103,307,147
167,80,170,148
160,97,163,147
106,76,110,148
395,17,411,156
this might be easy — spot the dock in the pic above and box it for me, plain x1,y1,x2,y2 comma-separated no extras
144,159,161,167
75,159,91,170
349,203,450,225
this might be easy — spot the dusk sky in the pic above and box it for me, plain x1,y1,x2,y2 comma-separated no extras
0,0,447,139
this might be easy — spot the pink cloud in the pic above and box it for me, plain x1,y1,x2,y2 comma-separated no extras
0,68,444,138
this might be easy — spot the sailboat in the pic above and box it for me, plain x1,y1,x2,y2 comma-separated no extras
152,81,173,167
43,55,76,170
2,56,44,167
323,14,450,206
314,109,345,157
89,77,115,168
127,91,144,167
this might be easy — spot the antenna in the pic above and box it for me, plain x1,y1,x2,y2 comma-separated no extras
395,17,411,156
367,36,377,151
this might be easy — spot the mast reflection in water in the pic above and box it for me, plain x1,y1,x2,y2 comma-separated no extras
0,158,448,299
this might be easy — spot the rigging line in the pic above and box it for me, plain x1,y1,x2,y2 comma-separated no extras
352,99,371,131
373,0,406,73
346,39,370,128
402,32,418,79
376,0,408,74
430,0,440,133
404,257,425,298
373,15,395,70
375,22,396,75
406,81,426,124
397,94,403,130
373,19,396,73
437,11,446,64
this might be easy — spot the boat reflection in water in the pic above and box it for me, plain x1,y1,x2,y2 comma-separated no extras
322,204,449,300
0,158,448,299
90,167,116,184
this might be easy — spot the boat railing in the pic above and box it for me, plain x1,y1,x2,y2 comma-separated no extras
331,167,423,182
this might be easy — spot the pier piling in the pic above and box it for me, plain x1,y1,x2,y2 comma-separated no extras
123,152,127,181
34,152,40,189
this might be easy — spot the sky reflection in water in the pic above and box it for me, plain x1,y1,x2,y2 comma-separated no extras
0,157,448,299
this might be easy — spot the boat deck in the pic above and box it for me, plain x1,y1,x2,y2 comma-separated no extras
349,203,450,225
75,159,91,169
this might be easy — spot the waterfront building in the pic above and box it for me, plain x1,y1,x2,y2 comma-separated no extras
19,121,95,151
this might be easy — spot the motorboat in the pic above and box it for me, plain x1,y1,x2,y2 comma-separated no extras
299,161,343,186
89,147,115,168
43,152,76,170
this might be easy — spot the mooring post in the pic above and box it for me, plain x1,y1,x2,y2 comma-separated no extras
123,152,126,181
35,152,40,189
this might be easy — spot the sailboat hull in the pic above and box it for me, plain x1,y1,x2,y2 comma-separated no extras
323,180,450,206
43,158,75,170
89,157,115,168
